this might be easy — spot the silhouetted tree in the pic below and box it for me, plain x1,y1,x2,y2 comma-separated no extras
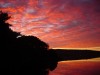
1,10,100,75
0,11,59,75
0,11,20,46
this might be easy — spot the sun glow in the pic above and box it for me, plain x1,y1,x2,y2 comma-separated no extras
0,0,100,48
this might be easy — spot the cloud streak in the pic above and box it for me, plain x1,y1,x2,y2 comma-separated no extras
0,0,100,48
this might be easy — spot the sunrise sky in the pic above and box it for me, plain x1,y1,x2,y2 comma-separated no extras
0,0,100,48
0,1,100,75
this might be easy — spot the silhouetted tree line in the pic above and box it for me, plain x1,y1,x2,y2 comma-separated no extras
0,11,59,75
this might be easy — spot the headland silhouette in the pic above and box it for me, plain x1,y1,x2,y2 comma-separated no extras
0,11,59,75
0,11,100,75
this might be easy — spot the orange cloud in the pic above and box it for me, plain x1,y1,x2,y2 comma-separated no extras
0,0,100,48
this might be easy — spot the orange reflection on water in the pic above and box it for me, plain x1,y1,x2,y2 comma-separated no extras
49,61,100,75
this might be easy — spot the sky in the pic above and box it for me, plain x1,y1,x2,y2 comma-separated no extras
0,0,100,48
0,1,100,75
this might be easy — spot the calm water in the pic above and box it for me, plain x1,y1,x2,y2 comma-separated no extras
49,61,100,75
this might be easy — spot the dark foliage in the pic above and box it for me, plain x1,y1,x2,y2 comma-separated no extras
0,11,59,75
